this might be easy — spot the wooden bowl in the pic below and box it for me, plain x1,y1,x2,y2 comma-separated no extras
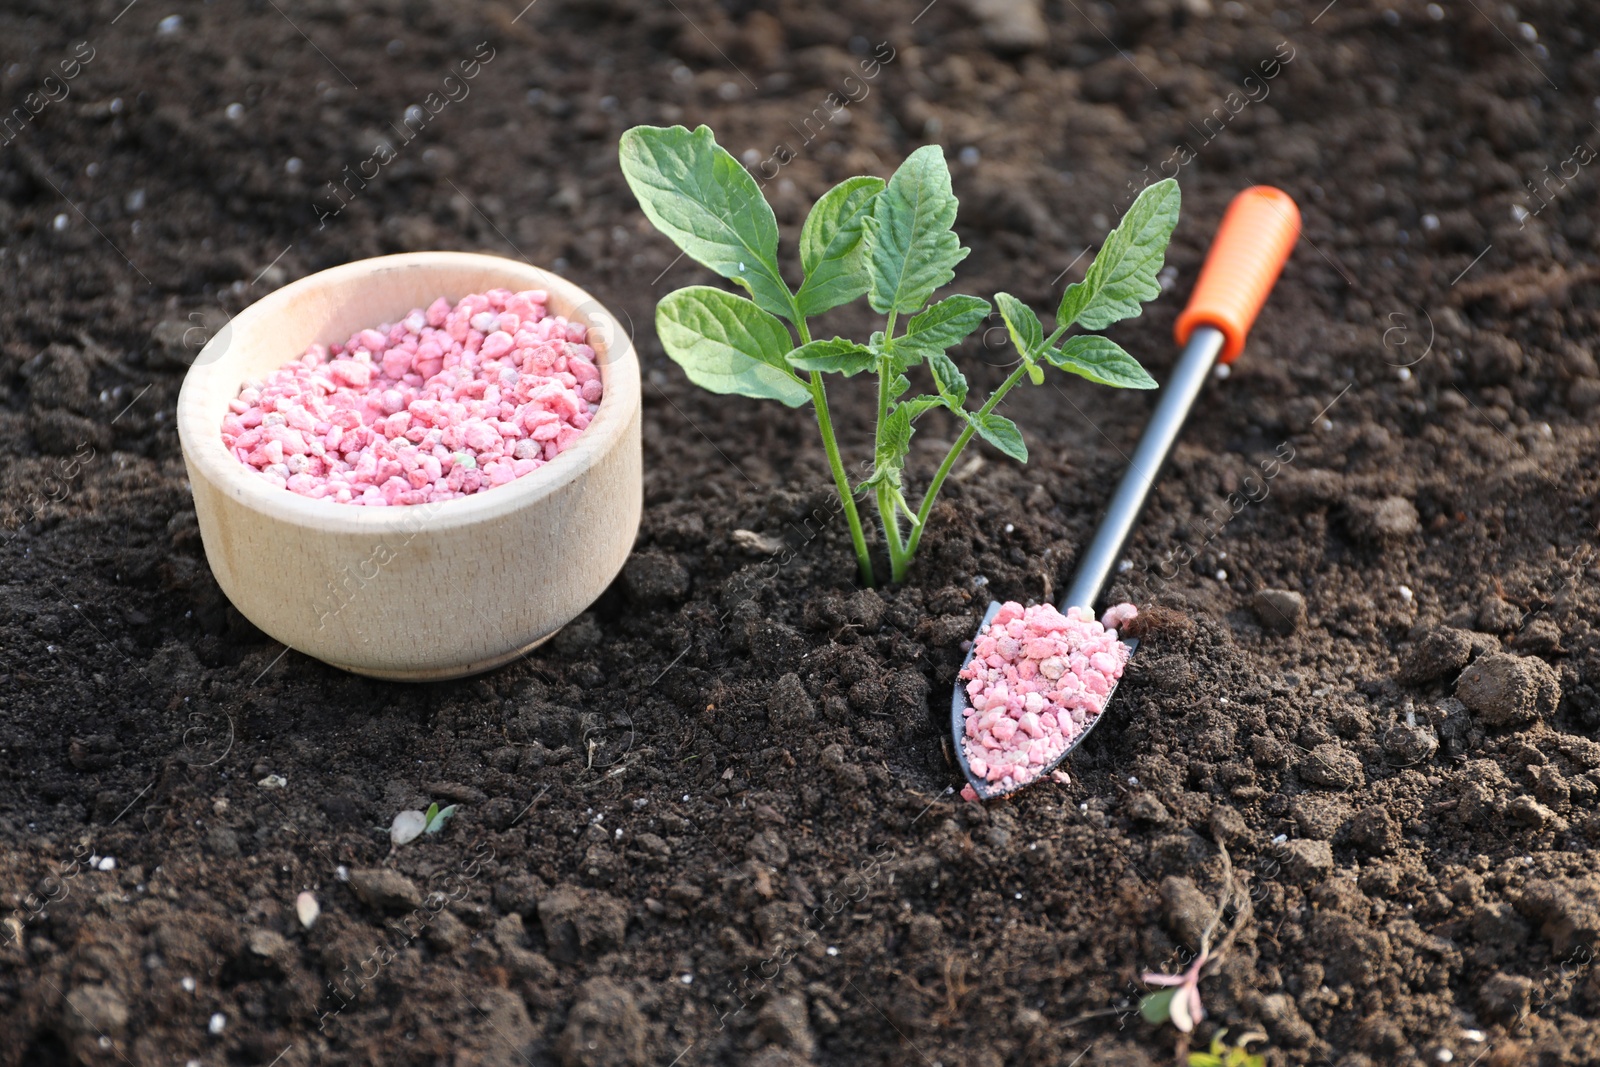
176,252,641,681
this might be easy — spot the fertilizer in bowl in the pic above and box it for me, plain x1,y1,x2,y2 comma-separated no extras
221,289,602,505
958,600,1135,799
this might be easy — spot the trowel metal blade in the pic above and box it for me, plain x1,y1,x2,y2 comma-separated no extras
950,600,1138,801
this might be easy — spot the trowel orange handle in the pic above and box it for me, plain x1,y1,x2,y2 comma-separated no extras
1174,186,1300,363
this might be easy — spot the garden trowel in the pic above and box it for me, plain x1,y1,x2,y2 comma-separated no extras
952,186,1301,800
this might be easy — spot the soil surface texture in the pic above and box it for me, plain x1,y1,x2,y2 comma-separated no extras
3,1,1600,1065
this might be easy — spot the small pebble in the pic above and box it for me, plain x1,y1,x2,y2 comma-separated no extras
224,290,602,505
296,891,320,929
208,1012,226,1035
96,856,116,872
390,809,427,846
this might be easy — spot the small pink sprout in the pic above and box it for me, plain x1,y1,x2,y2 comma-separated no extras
1140,948,1209,1033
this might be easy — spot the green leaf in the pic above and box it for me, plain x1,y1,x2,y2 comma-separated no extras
1139,989,1177,1025
1057,178,1180,331
995,292,1045,360
1044,335,1158,389
656,286,811,407
1027,363,1045,385
863,145,970,314
888,373,911,400
863,405,922,528
878,405,913,468
785,337,875,376
971,412,1027,463
899,295,990,357
864,405,913,489
796,176,884,316
898,395,945,421
619,125,794,320
424,802,439,823
425,804,457,834
927,351,968,408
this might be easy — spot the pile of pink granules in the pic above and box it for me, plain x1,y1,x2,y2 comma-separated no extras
958,600,1137,799
221,289,602,505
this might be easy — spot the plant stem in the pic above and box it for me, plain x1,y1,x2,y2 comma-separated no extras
899,361,1032,579
872,311,901,578
878,485,906,560
794,312,875,587
810,374,874,585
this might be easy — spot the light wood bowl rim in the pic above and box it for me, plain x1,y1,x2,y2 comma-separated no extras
175,250,638,535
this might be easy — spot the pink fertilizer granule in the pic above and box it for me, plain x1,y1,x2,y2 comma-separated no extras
958,600,1136,800
222,289,602,506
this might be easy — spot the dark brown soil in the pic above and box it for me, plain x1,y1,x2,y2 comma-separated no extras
4,1,1600,1065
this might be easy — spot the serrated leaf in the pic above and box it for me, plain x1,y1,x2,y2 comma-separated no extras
971,412,1027,463
861,404,914,492
995,292,1045,361
898,395,945,421
927,351,968,408
889,373,911,400
864,145,970,314
899,295,990,357
1044,335,1158,389
619,125,794,320
656,286,811,407
786,337,875,376
1139,989,1177,1025
796,176,884,316
1057,178,1180,331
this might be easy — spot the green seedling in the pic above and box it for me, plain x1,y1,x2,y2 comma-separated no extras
389,802,457,846
619,124,1179,585
1141,947,1209,1032
1188,1029,1267,1067
422,802,456,834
